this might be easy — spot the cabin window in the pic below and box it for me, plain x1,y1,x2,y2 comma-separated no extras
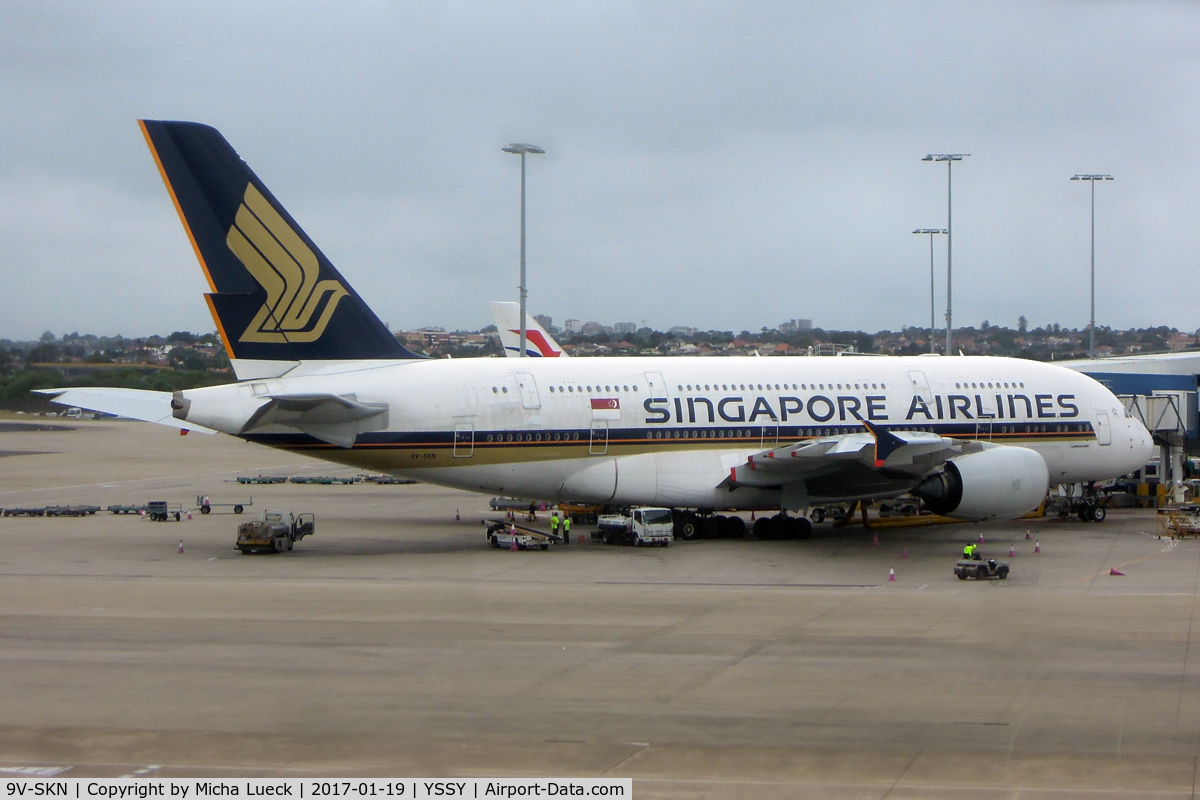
549,386,555,393
502,386,508,393
623,385,629,391
492,387,498,393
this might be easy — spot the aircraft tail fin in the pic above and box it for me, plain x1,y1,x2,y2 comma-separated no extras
490,301,568,358
138,120,421,363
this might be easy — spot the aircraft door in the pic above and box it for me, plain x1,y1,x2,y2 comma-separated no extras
590,421,609,455
515,372,541,410
761,423,779,449
908,370,932,404
453,422,474,458
644,372,669,399
1095,413,1112,445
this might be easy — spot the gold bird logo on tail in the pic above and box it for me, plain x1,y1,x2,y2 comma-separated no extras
226,183,348,343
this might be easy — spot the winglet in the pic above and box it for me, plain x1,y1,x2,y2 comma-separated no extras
862,419,905,467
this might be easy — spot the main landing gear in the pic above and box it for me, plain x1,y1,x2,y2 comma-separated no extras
753,513,812,541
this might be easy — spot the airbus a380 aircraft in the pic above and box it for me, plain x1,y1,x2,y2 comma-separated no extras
43,121,1154,535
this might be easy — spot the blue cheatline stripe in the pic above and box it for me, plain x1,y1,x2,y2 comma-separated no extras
241,421,1097,450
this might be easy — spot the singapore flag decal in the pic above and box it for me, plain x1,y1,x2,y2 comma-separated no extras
591,397,621,420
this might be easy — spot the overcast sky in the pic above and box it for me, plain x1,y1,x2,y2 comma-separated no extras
1,1,1197,340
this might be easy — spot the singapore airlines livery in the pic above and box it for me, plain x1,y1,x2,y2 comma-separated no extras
43,121,1154,536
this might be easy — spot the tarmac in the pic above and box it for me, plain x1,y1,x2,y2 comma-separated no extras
2,418,1200,798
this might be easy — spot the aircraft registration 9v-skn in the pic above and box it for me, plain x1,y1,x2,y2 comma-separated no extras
42,121,1155,534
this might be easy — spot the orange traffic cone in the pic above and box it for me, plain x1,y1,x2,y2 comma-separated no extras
578,535,585,543
888,568,896,582
177,540,184,554
1034,540,1041,553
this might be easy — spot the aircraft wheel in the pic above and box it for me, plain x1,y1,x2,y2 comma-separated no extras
700,517,720,539
677,514,701,540
791,518,813,540
753,517,775,540
724,516,746,538
1091,505,1107,523
200,505,211,514
811,508,825,523
234,505,244,514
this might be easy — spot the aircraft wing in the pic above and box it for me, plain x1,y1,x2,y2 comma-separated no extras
240,393,389,449
725,421,981,504
35,388,217,433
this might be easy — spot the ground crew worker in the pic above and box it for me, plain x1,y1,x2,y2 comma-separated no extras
550,512,560,539
964,542,978,560
562,515,571,545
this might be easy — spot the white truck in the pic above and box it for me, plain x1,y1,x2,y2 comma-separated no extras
596,507,674,547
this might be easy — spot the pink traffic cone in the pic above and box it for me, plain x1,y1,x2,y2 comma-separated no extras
1110,568,1125,576
1025,530,1031,540
1034,540,1041,553
902,546,908,559
888,568,896,582
509,538,519,552
978,533,985,544
750,511,755,521
177,540,184,554
872,532,879,547
1009,544,1015,557
455,509,460,521
186,511,192,520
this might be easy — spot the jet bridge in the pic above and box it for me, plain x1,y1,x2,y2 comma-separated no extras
1120,391,1198,503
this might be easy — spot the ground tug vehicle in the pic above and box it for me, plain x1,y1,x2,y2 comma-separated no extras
954,557,1010,580
596,507,674,546
236,510,315,554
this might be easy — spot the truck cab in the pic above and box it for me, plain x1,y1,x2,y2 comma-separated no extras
596,507,673,547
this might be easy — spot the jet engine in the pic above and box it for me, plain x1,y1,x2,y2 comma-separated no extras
911,446,1049,521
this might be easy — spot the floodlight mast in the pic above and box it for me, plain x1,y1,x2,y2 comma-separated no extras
1071,174,1113,359
922,154,970,354
503,143,545,357
913,229,947,353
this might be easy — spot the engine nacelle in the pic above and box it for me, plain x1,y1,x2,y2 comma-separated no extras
912,446,1049,521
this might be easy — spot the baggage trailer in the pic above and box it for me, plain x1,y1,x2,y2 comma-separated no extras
196,494,252,514
145,500,183,521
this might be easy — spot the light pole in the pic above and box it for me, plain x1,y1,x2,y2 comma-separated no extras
1071,174,1113,359
913,229,947,353
503,143,545,357
922,154,970,354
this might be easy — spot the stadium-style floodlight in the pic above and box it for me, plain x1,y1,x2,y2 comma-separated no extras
503,143,546,357
923,154,970,354
913,229,948,353
1071,174,1114,359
